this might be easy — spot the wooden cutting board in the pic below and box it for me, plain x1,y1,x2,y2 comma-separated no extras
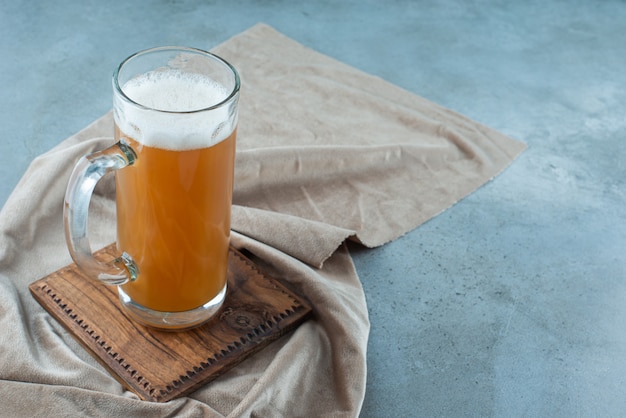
29,244,312,402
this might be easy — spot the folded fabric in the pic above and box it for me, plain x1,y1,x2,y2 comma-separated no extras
0,23,525,417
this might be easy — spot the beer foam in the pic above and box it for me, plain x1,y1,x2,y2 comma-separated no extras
114,70,236,150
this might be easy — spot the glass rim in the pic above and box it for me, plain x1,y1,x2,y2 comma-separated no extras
112,46,240,114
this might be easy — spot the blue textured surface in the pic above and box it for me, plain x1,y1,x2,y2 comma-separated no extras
2,1,626,416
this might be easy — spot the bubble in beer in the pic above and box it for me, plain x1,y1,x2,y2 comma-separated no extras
115,69,235,151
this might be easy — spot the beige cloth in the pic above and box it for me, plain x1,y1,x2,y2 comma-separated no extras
0,24,525,417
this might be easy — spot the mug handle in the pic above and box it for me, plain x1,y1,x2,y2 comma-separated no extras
63,141,139,285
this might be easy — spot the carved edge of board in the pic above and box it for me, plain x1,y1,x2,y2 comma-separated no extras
28,270,162,399
29,247,313,403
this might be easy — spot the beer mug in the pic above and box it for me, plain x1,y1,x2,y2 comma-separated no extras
64,47,240,330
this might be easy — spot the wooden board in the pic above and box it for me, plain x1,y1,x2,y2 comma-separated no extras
29,244,312,402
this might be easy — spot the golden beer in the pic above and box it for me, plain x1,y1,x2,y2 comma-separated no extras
114,67,237,315
115,130,236,312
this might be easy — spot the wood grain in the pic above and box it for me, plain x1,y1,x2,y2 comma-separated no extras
29,244,312,402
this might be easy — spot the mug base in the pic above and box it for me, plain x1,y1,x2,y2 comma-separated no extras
117,284,227,331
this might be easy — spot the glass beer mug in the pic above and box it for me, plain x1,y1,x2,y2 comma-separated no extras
64,47,240,330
